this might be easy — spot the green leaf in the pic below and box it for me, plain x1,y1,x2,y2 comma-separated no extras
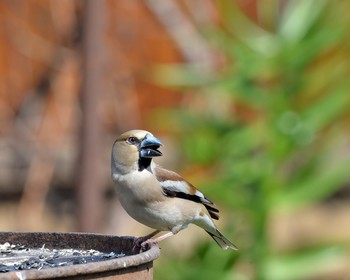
303,89,349,132
218,0,280,56
279,0,327,42
272,155,350,209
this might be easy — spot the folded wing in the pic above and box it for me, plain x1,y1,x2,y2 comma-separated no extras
154,166,219,220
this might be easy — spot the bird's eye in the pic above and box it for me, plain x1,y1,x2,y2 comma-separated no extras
127,137,137,144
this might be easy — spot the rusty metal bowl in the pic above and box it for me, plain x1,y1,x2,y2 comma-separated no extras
0,231,160,279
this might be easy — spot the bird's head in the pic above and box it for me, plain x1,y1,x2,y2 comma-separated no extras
112,130,163,173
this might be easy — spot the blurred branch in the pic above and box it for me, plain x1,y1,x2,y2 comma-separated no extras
17,156,54,230
16,58,79,230
144,0,216,71
183,0,216,26
76,0,106,232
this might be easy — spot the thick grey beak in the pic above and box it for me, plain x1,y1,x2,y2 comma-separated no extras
139,134,163,158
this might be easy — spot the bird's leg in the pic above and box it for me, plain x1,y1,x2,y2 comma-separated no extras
136,230,161,243
140,231,174,250
132,230,161,252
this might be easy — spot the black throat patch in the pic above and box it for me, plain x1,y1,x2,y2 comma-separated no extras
138,157,152,171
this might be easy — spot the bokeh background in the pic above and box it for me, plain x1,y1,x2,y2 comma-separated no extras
1,1,350,279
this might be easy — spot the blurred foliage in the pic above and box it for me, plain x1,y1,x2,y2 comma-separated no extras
152,1,350,280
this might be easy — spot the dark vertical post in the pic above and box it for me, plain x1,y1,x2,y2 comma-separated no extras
76,0,106,232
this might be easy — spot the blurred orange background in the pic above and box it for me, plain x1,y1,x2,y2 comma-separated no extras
1,1,350,279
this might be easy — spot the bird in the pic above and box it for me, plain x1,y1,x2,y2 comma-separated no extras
111,129,237,251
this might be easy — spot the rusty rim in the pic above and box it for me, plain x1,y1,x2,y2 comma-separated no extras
0,232,160,279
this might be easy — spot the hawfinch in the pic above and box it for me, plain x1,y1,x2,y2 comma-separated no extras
111,129,237,250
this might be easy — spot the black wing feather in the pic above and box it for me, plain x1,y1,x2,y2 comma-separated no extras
162,188,220,220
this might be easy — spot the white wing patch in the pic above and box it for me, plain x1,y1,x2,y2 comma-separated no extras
160,180,213,205
161,180,190,193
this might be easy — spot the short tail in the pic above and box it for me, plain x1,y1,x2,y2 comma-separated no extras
206,229,238,250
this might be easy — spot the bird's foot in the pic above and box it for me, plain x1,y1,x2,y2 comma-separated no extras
132,230,160,253
132,237,145,253
132,231,174,253
140,239,157,252
132,237,155,253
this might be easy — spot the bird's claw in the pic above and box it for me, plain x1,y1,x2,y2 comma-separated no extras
132,237,153,253
132,239,159,253
140,240,155,252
